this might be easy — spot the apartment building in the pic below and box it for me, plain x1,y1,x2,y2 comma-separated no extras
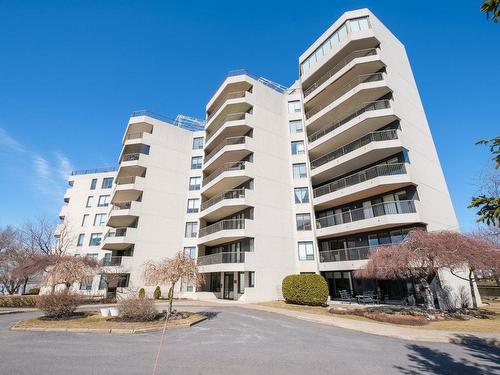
57,9,473,305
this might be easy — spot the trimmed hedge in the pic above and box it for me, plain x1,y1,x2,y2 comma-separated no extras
0,295,39,308
138,288,146,299
153,286,161,300
282,274,329,306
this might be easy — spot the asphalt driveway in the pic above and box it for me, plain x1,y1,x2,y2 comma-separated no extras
0,306,498,375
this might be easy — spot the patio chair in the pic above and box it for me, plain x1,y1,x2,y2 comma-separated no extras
339,289,354,304
359,291,379,304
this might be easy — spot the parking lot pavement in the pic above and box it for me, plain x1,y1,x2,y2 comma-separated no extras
0,307,498,375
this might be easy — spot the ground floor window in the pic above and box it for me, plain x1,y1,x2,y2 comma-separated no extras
238,272,245,293
248,271,255,287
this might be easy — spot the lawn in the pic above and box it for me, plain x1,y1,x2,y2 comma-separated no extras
258,300,500,333
14,312,205,332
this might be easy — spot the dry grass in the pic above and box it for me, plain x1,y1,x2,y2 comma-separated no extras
257,301,332,316
16,312,204,330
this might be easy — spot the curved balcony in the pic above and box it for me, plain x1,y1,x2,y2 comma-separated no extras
310,129,403,182
200,188,254,222
206,91,254,132
197,251,246,273
303,48,380,99
313,163,412,209
307,100,397,154
203,136,255,173
101,228,137,251
305,73,391,133
107,201,140,228
201,161,254,198
197,219,254,246
205,113,254,150
316,200,420,238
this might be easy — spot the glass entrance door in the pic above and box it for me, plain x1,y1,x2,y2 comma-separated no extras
223,272,234,299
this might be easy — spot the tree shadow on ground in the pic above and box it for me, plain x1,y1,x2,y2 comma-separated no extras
395,335,500,375
198,311,220,320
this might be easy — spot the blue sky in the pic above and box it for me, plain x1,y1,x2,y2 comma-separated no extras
0,1,498,231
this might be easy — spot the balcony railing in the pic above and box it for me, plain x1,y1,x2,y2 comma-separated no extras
112,201,132,210
105,228,128,238
201,188,247,211
310,129,398,170
198,219,246,238
313,163,407,199
122,153,140,162
203,161,248,186
308,100,392,144
305,72,385,120
207,91,248,121
103,256,123,266
197,252,246,266
303,48,379,98
204,136,247,163
316,200,416,229
126,132,145,140
116,176,138,185
206,113,247,142
319,245,381,263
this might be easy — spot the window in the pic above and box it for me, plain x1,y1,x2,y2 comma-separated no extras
98,195,110,207
90,178,97,190
86,196,94,208
192,137,204,150
238,272,245,294
81,214,89,227
292,163,307,179
248,271,255,287
288,101,301,113
185,222,198,238
349,17,370,33
191,156,202,169
102,177,113,189
291,141,305,155
89,233,102,246
187,198,200,213
94,213,107,226
184,247,196,258
180,278,194,292
298,241,314,261
88,253,98,260
294,187,309,204
79,280,92,291
296,213,312,230
289,120,303,133
77,234,85,247
189,176,201,191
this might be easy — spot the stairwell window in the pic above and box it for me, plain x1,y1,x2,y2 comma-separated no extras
187,198,200,213
298,241,315,261
185,222,198,238
293,163,307,179
191,156,203,169
248,271,255,287
294,187,309,204
192,137,204,150
288,100,301,113
289,120,303,133
291,141,305,155
189,176,201,191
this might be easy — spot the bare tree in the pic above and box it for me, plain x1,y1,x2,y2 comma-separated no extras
21,217,74,256
39,255,99,292
144,251,199,318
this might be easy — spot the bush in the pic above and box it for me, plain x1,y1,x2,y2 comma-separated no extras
153,286,161,300
0,295,39,307
282,274,329,306
26,288,40,295
118,297,158,321
36,292,82,319
138,288,145,299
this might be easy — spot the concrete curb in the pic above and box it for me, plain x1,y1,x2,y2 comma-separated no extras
0,309,38,315
9,315,207,334
242,304,500,346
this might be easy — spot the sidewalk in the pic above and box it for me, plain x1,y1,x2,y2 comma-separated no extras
240,303,500,345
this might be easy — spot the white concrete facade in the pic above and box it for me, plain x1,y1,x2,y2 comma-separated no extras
56,9,470,306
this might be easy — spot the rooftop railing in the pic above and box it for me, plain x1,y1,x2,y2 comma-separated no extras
313,163,407,198
310,129,398,170
319,245,380,263
131,110,205,132
207,91,248,121
204,136,248,163
303,48,379,98
308,100,392,144
305,72,385,120
200,188,247,211
198,219,246,238
205,112,248,142
197,251,246,266
202,161,249,186
71,167,118,176
316,200,416,230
